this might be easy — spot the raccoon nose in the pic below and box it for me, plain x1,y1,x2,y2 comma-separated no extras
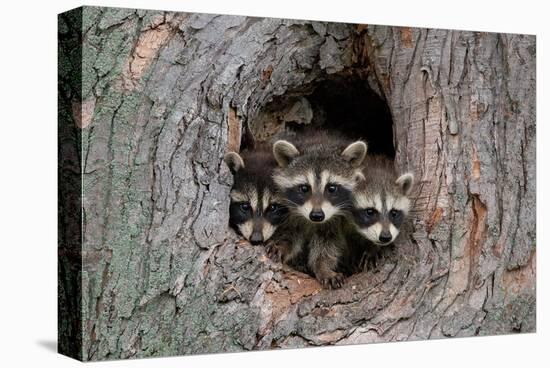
378,231,393,244
309,211,325,222
249,232,263,245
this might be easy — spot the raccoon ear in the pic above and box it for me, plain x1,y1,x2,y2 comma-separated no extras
224,152,245,174
273,140,300,167
396,173,414,195
353,169,366,184
341,141,368,167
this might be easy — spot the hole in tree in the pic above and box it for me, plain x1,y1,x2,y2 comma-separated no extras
246,73,395,158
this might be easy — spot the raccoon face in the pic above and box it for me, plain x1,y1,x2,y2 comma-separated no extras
273,140,367,224
352,173,414,246
224,151,287,245
229,188,287,244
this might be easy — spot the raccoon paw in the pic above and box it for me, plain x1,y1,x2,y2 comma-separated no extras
265,241,285,263
365,252,382,271
361,244,395,271
381,243,396,258
319,272,345,289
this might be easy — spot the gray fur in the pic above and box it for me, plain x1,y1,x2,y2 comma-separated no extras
271,214,349,288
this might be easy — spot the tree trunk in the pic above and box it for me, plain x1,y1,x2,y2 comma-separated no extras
58,6,536,361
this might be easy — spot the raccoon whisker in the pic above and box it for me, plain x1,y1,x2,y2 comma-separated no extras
333,212,352,222
338,200,354,208
285,211,307,221
279,198,299,207
333,204,353,213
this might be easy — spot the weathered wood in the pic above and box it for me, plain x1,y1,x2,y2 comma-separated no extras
58,7,535,361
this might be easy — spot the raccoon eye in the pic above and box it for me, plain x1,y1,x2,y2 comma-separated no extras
268,203,280,212
298,184,310,193
365,208,377,216
327,184,338,193
240,203,251,212
389,209,399,218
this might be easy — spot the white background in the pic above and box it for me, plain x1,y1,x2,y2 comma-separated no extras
0,0,546,366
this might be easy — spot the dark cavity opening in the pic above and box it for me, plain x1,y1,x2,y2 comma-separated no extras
247,74,395,158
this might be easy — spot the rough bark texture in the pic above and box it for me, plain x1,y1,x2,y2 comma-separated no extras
58,6,536,361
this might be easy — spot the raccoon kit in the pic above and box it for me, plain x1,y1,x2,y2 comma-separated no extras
271,132,367,289
224,145,288,245
347,155,414,270
351,155,413,244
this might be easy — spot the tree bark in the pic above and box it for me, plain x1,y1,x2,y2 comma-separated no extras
58,6,536,361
